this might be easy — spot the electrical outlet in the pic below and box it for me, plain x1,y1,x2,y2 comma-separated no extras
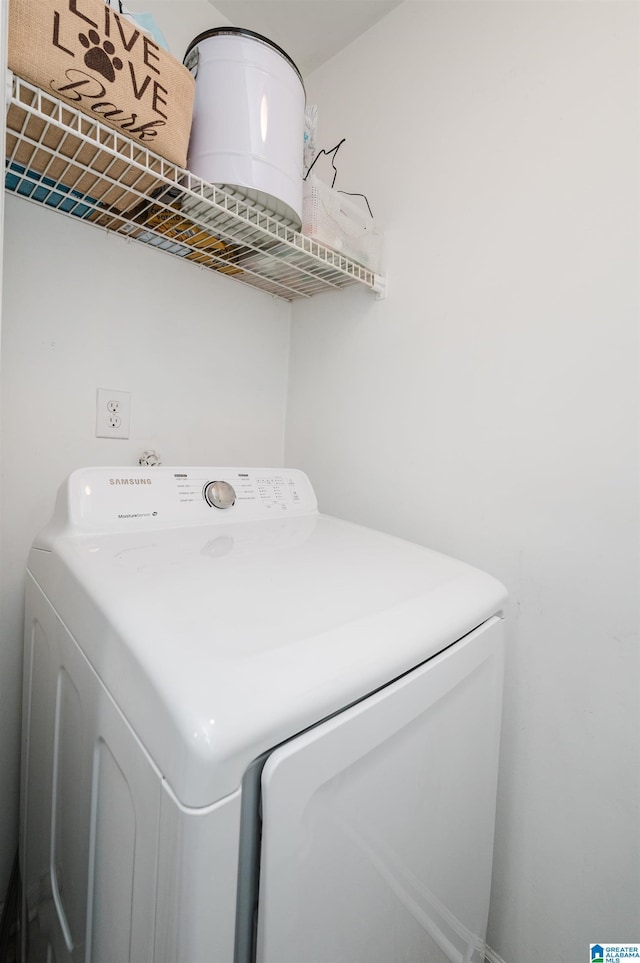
96,388,131,439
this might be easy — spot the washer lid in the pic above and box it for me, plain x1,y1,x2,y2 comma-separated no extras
28,467,507,808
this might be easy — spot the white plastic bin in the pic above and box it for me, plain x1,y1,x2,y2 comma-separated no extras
302,175,383,272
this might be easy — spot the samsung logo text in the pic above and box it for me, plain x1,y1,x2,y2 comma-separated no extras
109,478,152,486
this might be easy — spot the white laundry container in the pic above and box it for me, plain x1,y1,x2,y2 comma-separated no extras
184,28,305,228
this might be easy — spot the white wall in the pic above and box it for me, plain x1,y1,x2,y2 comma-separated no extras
287,3,639,961
0,196,291,899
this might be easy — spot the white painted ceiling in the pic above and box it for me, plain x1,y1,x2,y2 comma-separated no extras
131,1,402,76
209,1,403,76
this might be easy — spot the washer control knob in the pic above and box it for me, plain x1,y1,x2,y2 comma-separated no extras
204,480,236,510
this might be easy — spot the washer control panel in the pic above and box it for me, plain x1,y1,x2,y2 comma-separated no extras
60,467,318,533
179,470,310,514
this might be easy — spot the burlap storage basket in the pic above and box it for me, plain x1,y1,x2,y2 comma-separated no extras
7,0,195,213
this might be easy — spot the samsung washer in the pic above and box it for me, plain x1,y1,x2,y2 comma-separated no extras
20,466,507,963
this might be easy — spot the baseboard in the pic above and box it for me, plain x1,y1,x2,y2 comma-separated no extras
485,945,508,963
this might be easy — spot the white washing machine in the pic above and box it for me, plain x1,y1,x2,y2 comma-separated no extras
20,466,507,963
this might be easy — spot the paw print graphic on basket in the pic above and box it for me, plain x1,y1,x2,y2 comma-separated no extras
78,29,123,82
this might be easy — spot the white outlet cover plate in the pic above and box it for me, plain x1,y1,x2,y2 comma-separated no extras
96,388,131,439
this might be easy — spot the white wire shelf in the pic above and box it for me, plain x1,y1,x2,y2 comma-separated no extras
4,72,386,302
